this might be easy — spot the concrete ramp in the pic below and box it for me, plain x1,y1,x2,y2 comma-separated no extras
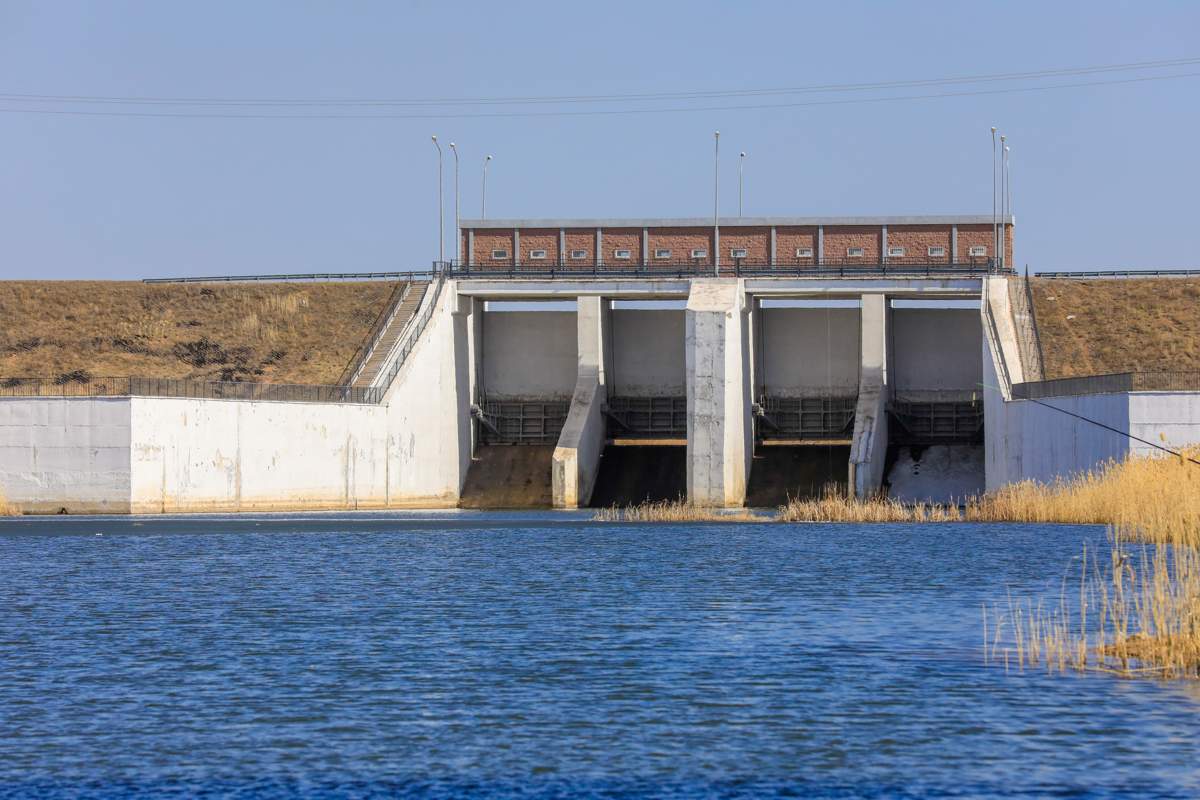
459,445,555,509
589,445,687,507
746,445,851,507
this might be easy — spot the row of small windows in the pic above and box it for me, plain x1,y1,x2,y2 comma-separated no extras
491,245,989,260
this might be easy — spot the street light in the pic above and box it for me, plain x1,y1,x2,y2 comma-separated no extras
431,135,443,264
481,154,492,219
1004,143,1012,272
738,151,746,217
990,127,997,266
999,134,1007,271
713,131,720,275
449,141,460,265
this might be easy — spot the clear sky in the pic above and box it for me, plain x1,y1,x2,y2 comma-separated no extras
2,1,1199,279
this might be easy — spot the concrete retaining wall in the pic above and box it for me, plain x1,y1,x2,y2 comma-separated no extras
481,310,578,400
0,398,132,514
892,308,982,394
759,307,860,397
610,309,686,396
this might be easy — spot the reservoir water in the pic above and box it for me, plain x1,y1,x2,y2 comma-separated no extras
3,514,1199,798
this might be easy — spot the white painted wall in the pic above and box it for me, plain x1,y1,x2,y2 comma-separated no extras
610,309,686,396
892,308,982,395
481,310,578,400
1129,393,1200,456
0,398,132,513
759,307,860,397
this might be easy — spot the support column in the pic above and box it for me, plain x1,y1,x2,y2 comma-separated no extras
552,296,612,508
951,225,959,263
596,228,603,268
685,279,752,507
769,226,777,268
467,229,475,267
817,226,825,265
513,229,520,267
848,293,889,498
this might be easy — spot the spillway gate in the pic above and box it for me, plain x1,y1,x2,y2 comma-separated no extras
473,399,570,445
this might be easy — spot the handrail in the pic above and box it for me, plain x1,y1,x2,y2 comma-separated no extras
450,260,1010,279
0,376,377,404
1013,371,1200,400
1034,269,1200,279
336,279,414,387
980,277,1014,400
368,261,451,397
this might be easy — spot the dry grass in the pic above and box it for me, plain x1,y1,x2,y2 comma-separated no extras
593,499,766,522
0,280,397,385
965,450,1200,543
985,449,1200,679
778,487,961,523
0,489,17,516
1031,278,1200,379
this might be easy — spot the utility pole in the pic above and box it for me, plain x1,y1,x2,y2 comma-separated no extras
431,135,443,264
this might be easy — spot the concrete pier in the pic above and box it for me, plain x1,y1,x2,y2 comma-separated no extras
685,280,753,507
849,294,889,498
553,296,612,508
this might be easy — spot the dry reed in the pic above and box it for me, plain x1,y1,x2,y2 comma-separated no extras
593,499,765,522
0,489,17,516
778,486,961,523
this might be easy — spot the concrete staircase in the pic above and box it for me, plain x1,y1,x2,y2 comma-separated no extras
350,281,429,389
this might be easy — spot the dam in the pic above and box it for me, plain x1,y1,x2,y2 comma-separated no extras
1,215,1198,513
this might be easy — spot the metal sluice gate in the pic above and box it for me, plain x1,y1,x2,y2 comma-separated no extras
472,399,570,445
602,396,688,438
754,396,856,441
888,396,984,443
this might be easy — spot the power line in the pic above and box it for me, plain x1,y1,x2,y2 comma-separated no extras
1,70,1197,121
2,56,1198,108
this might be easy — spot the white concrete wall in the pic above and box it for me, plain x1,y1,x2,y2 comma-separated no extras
849,295,890,497
129,398,387,513
0,398,132,514
610,309,686,396
481,310,578,400
892,308,982,395
1129,393,1200,456
759,307,860,397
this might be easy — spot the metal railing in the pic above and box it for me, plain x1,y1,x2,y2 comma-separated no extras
369,261,450,395
335,279,415,387
143,270,436,284
451,257,1008,279
0,376,380,404
1013,372,1200,400
1034,269,1200,279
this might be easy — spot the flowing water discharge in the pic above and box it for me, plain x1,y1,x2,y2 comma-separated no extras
3,514,1200,798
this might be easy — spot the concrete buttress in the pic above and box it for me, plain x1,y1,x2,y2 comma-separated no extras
849,293,889,497
685,279,752,507
552,296,612,508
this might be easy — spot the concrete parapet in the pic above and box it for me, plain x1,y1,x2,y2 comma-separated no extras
849,294,889,497
553,296,612,508
685,280,752,507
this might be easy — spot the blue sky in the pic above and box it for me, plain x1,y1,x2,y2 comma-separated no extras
2,1,1199,279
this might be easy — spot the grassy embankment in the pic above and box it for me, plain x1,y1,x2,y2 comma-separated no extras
0,281,396,385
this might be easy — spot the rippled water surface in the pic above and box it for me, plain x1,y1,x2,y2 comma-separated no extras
3,513,1199,798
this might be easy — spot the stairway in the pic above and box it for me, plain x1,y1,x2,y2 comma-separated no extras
350,281,429,389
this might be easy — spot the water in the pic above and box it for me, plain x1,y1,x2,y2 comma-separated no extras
3,514,1199,798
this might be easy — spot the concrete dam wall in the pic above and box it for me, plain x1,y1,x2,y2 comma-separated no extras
2,274,1198,513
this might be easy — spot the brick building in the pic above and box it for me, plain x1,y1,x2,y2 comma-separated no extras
459,215,1014,271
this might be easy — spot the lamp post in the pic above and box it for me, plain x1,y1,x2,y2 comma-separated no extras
999,134,1006,271
449,141,460,265
738,151,746,217
1004,143,1011,272
431,135,443,264
991,127,997,266
713,131,720,275
481,154,492,219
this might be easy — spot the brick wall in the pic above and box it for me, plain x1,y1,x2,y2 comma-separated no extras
721,227,770,266
518,228,559,266
563,229,595,270
887,225,952,265
602,228,641,266
824,226,881,264
473,230,514,266
776,226,818,267
647,227,713,267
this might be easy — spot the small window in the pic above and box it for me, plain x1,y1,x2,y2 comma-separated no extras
691,248,708,259
927,246,946,257
847,247,865,258
968,245,987,257
887,246,905,258
528,249,547,260
730,248,748,259
491,249,509,260
795,247,813,258
654,248,672,260
613,249,632,260
569,249,588,260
